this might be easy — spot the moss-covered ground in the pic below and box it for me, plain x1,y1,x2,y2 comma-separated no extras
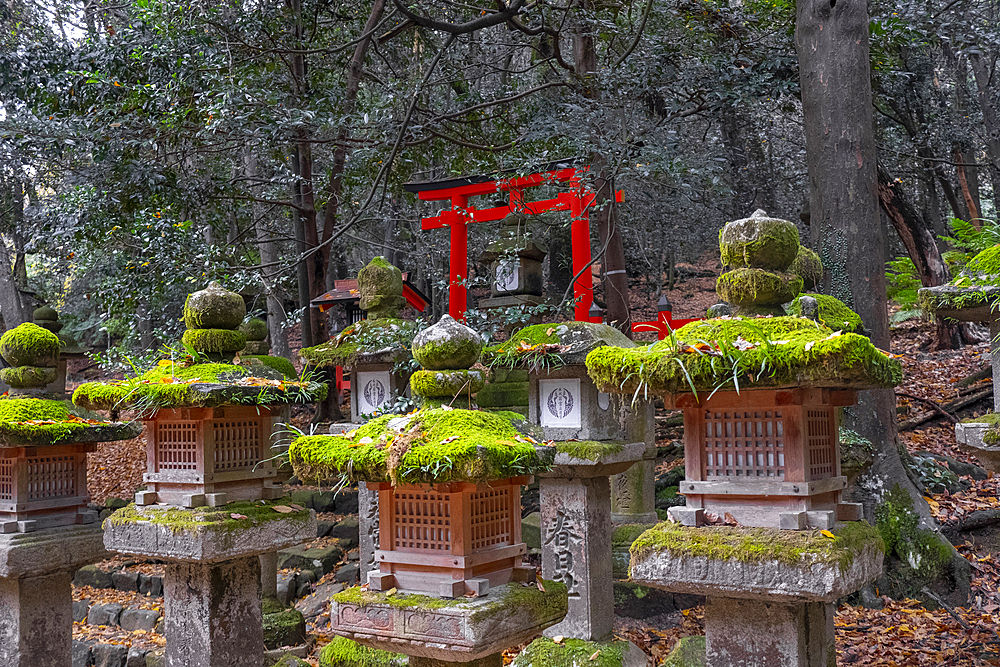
289,407,555,484
299,318,419,368
585,316,901,396
630,520,884,574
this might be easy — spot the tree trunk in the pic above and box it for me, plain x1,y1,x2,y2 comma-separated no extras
718,105,777,217
876,162,963,350
969,52,1000,218
797,0,969,605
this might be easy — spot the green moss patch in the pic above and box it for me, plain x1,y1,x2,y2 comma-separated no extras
319,637,405,667
960,412,1000,425
630,520,883,574
106,499,312,536
242,355,297,379
586,316,901,395
240,318,268,341
511,636,629,667
0,322,60,367
490,321,634,368
300,319,419,368
73,360,325,412
965,245,1000,277
182,282,246,329
0,397,138,446
791,246,824,291
289,407,555,485
410,369,485,398
556,440,624,461
787,294,863,333
716,268,802,307
0,365,56,388
719,214,800,271
182,328,247,354
875,484,954,582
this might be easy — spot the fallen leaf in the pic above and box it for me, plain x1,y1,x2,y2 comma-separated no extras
272,505,295,514
589,650,601,661
821,530,836,539
385,588,397,597
552,635,564,644
230,513,247,520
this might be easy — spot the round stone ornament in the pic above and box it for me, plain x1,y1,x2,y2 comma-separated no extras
0,322,61,368
183,281,246,330
719,209,800,271
411,315,483,370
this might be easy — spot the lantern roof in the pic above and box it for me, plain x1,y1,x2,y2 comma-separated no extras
489,321,635,367
0,396,140,447
919,244,1000,321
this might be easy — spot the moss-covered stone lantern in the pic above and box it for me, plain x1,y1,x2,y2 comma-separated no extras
409,315,486,409
31,304,88,398
478,212,547,310
919,245,1000,469
240,317,270,355
0,322,140,666
301,257,419,421
288,317,567,667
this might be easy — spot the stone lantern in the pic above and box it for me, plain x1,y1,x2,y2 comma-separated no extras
288,316,567,667
585,212,901,667
240,317,270,355
74,282,325,667
32,304,88,398
0,322,139,666
478,212,547,310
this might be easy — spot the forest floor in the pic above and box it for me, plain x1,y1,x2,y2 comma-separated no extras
76,263,1000,666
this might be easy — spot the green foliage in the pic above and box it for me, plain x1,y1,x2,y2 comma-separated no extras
885,256,923,321
319,637,406,667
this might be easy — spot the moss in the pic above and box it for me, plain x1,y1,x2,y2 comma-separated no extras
511,637,628,667
660,636,706,667
262,607,306,649
489,321,635,368
965,245,1000,277
840,429,875,479
33,305,59,321
960,412,1000,425
0,365,57,388
585,316,901,396
240,318,268,342
875,484,954,581
716,268,802,306
409,369,486,398
289,407,555,485
182,282,246,329
791,246,824,291
556,440,624,461
787,294,863,333
300,319,419,368
319,637,406,667
182,328,247,354
719,214,800,271
73,360,325,412
0,397,136,446
242,355,297,379
411,316,483,370
630,520,884,574
477,381,530,408
0,322,61,367
612,523,649,548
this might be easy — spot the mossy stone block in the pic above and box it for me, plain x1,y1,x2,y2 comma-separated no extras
319,636,407,667
33,305,59,322
240,318,268,342
411,315,483,370
660,636,706,667
0,365,57,388
263,607,307,650
716,268,803,306
790,246,824,291
244,341,269,355
182,328,247,354
522,512,541,550
474,381,529,407
410,369,486,398
0,322,60,368
358,257,405,320
719,210,800,271
182,281,246,330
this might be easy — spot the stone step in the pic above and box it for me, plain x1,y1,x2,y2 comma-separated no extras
73,598,162,632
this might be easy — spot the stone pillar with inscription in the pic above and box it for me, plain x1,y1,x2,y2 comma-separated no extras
288,315,568,667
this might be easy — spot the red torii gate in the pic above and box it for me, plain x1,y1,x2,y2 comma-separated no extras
403,161,622,322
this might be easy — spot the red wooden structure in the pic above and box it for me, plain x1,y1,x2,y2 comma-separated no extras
403,161,622,322
632,294,702,340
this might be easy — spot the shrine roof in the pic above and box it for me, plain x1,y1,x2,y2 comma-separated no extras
289,407,555,485
0,397,140,447
299,318,421,369
72,357,326,414
311,275,430,313
585,316,902,395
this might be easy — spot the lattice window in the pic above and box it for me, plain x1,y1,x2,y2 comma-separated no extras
392,490,451,551
0,458,13,501
703,410,785,478
469,487,512,551
26,456,76,500
157,421,199,471
806,408,836,480
213,419,262,472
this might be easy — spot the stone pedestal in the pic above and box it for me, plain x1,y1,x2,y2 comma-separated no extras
703,597,834,667
538,442,644,641
260,551,278,599
165,556,263,667
0,523,107,667
610,457,658,526
104,503,315,667
358,481,379,580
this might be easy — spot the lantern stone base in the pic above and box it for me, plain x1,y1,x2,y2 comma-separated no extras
954,421,1000,471
330,581,568,662
611,457,659,527
629,523,883,667
0,523,107,667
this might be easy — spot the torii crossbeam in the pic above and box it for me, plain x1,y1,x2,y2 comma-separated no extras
403,160,623,321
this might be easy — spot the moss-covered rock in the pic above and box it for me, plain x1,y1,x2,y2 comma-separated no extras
410,369,486,398
557,440,625,462
300,318,419,368
240,318,268,342
33,305,59,322
790,246,824,291
716,268,802,308
477,381,530,408
105,499,312,538
183,281,246,329
787,294,863,333
0,322,61,368
586,316,901,396
358,256,405,319
319,637,407,667
243,341,269,355
0,365,57,388
411,315,483,370
510,636,643,667
262,606,306,649
965,244,1000,277
182,328,247,354
719,210,800,271
289,407,555,485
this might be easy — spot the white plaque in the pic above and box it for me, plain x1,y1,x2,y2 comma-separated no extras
357,371,391,415
495,260,519,292
539,379,581,428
